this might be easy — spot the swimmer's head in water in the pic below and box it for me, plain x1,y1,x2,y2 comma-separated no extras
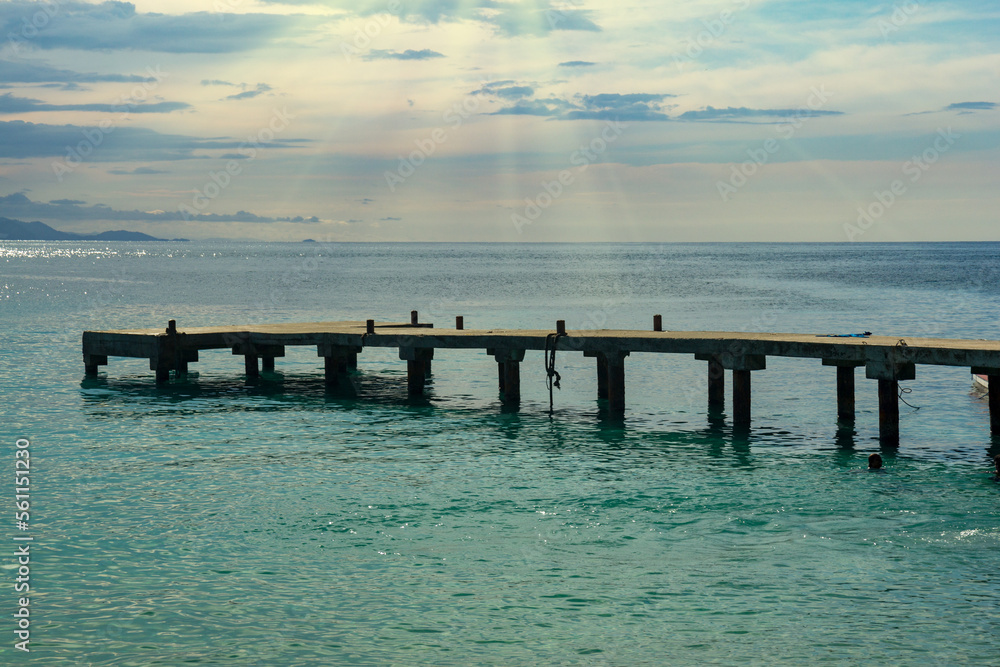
868,453,883,469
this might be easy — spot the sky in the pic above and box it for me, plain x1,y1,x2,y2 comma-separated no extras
0,0,997,242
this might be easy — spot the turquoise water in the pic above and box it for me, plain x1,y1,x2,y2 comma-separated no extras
3,242,1000,665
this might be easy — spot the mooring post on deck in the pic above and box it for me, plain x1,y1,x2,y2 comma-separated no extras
972,367,1000,435
491,349,525,403
866,361,915,445
823,359,864,423
456,316,464,330
695,354,727,410
653,315,663,332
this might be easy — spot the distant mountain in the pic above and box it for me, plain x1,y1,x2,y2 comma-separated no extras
0,217,186,242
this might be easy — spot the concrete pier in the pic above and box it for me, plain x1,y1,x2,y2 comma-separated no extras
82,321,1000,438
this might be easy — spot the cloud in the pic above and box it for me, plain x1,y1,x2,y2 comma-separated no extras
482,87,846,124
0,1,309,53
492,99,565,117
201,79,237,87
676,106,845,122
258,0,600,35
944,101,995,111
473,82,535,99
490,7,601,36
0,93,189,114
0,120,306,160
363,49,445,61
483,84,675,121
0,192,320,224
107,166,168,175
559,60,596,67
225,83,273,101
0,58,159,84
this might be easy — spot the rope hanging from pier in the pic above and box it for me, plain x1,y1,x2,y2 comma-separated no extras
545,331,566,413
898,386,921,410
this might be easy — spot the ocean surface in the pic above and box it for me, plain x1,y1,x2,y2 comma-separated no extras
3,241,1000,665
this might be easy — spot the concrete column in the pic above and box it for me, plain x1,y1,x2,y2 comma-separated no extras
503,360,521,403
866,361,913,445
244,355,259,378
990,375,1000,435
824,360,863,423
972,368,1000,435
708,358,725,410
84,354,107,377
733,369,752,425
597,354,609,400
324,356,342,386
696,353,729,411
407,360,426,395
400,347,433,396
837,365,855,422
878,379,899,444
605,351,629,415
492,349,525,405
262,356,275,371
319,344,361,387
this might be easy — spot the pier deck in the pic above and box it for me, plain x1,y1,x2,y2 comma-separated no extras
82,317,1000,443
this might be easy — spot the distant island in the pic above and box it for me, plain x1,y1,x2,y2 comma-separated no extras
0,216,187,242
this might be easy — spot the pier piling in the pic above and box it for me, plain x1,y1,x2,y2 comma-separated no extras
824,359,863,422
400,347,433,395
84,354,107,376
733,370,752,425
493,349,525,403
991,376,1000,435
696,354,726,409
878,379,900,444
972,367,1000,434
837,365,855,421
597,354,610,400
605,351,629,414
83,320,1000,440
